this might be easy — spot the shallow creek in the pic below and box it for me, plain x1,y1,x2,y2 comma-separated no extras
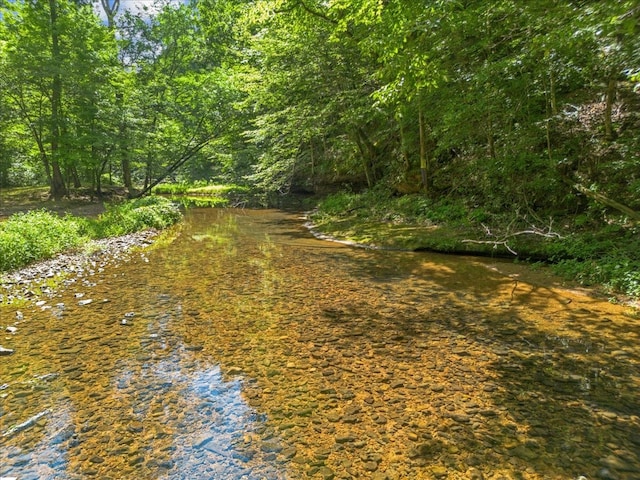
1,208,639,480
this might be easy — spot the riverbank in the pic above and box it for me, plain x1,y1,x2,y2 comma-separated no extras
0,229,160,306
308,190,640,304
2,207,639,480
0,195,181,272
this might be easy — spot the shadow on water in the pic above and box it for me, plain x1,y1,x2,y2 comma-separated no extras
315,248,640,478
236,210,640,478
1,207,639,479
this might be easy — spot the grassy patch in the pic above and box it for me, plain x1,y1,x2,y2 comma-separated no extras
0,210,89,271
0,196,181,272
152,182,249,196
152,182,253,207
92,196,182,237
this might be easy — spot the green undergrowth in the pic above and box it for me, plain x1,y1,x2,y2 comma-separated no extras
153,181,249,196
152,182,253,207
0,196,181,272
311,189,640,299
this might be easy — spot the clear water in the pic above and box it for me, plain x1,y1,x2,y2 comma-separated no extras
1,208,639,479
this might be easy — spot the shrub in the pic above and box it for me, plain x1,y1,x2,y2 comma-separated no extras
94,196,182,237
0,210,87,271
0,196,182,272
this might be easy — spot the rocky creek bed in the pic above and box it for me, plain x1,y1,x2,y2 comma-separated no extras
1,208,639,480
0,230,158,306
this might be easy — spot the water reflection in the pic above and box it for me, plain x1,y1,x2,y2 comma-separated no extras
2,402,73,479
1,208,639,479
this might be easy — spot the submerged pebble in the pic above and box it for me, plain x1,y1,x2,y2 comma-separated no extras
1,210,638,480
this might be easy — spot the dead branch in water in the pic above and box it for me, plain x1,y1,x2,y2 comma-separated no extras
462,223,563,256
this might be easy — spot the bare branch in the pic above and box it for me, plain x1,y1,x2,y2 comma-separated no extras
462,225,564,256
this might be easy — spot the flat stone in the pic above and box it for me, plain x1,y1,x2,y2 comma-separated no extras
0,346,15,356
600,455,640,472
335,433,355,443
364,461,378,472
184,345,204,351
373,415,387,425
13,390,32,398
510,445,539,461
326,413,341,422
58,347,81,355
79,335,100,342
193,434,213,448
478,409,498,417
317,466,335,480
452,348,469,356
451,414,471,423
261,441,283,453
128,456,144,466
431,466,448,478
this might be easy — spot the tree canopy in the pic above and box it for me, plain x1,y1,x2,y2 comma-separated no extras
0,0,638,219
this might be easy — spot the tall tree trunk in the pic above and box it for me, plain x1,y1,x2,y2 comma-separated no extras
486,109,496,160
120,123,133,192
309,141,316,190
144,153,153,191
100,0,120,29
116,90,133,195
49,0,67,200
549,66,558,116
354,128,376,188
573,183,640,222
68,165,81,189
418,106,427,190
604,75,617,141
399,120,410,173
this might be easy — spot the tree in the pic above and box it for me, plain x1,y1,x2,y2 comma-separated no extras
116,0,241,195
101,0,120,29
0,0,117,199
238,0,387,193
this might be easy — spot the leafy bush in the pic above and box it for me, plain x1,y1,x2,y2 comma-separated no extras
313,189,640,300
0,196,182,272
94,196,182,237
316,192,360,216
0,210,88,271
317,190,470,225
152,182,249,196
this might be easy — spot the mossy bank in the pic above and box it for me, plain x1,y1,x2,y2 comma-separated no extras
309,190,640,301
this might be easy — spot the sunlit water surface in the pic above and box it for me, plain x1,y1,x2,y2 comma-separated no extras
1,208,639,479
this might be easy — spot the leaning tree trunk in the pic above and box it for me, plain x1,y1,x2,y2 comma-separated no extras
573,183,640,222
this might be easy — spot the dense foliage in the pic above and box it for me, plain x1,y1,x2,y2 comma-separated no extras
1,1,637,214
0,0,246,197
0,197,181,271
0,2,636,198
